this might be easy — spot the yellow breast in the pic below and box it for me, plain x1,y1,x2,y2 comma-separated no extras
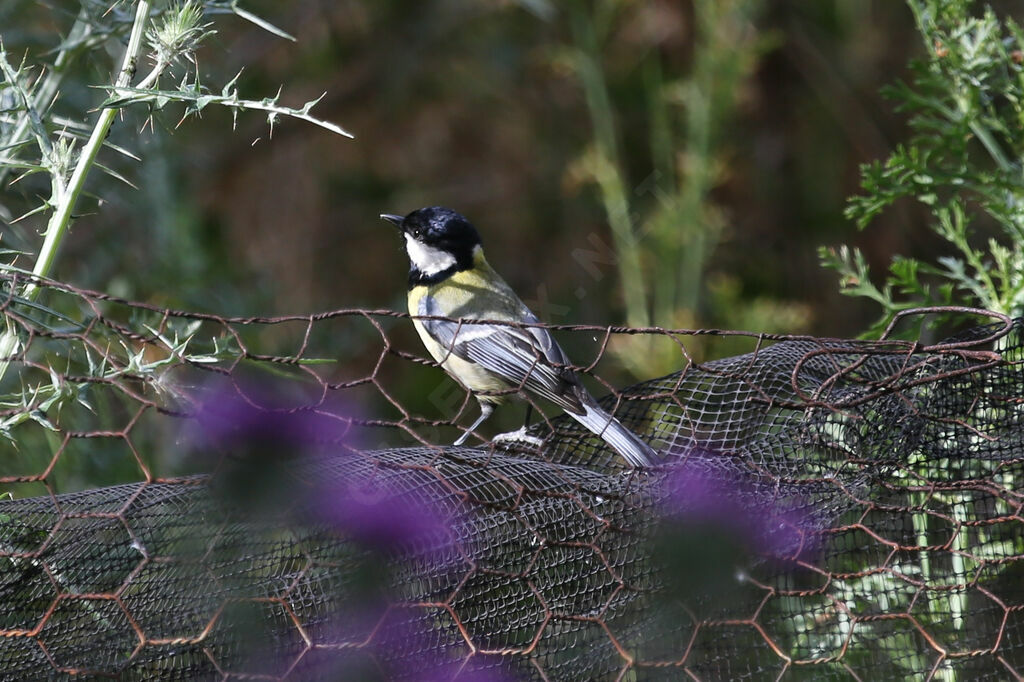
408,250,522,402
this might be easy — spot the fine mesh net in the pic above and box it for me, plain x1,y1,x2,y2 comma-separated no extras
0,273,1021,680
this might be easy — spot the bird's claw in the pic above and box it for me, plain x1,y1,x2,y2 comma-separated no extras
491,427,545,449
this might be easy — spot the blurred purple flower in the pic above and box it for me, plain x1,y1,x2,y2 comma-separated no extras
314,479,455,557
182,380,504,680
180,378,520,675
657,447,819,561
185,380,359,456
181,379,362,516
184,379,457,554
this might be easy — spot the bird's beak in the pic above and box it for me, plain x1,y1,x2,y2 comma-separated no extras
379,213,404,229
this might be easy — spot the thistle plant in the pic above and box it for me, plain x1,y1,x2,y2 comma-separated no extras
0,1,351,481
821,0,1024,337
0,1,349,296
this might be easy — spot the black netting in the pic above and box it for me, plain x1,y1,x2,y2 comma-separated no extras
0,274,1021,680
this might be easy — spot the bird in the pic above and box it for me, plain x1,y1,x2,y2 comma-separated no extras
381,206,656,468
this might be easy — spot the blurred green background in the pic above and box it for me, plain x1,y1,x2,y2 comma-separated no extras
5,1,953,334
3,0,1022,492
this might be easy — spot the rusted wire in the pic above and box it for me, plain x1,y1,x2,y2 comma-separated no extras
0,273,1021,680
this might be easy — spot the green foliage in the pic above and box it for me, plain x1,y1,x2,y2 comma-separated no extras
823,0,1024,337
815,8,1024,677
564,0,806,372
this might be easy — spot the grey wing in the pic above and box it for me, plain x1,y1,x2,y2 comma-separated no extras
419,295,585,414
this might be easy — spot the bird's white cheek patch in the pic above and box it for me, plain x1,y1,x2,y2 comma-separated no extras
405,235,457,275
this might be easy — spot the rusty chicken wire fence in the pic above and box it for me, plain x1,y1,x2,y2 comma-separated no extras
0,272,1021,680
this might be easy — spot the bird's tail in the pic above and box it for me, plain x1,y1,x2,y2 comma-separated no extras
569,392,657,467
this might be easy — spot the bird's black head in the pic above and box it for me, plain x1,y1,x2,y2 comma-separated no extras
381,206,482,286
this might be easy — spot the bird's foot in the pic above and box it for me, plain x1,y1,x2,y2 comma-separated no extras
491,427,545,449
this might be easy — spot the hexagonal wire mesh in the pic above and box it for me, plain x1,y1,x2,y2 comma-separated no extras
0,272,1022,680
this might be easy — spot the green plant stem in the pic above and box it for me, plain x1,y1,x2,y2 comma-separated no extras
674,2,721,319
569,7,649,328
24,0,153,301
645,59,684,326
0,1,153,383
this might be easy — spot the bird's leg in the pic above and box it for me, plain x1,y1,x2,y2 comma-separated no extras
492,403,544,448
453,401,494,446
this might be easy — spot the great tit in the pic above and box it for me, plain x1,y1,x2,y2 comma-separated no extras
381,206,656,468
